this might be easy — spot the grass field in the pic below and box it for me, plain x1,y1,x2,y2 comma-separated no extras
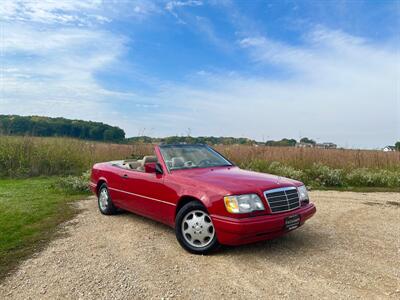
0,136,149,178
0,137,398,279
0,135,399,188
216,144,400,171
0,178,88,280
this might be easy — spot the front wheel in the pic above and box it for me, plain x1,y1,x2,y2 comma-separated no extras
97,184,118,215
175,201,219,254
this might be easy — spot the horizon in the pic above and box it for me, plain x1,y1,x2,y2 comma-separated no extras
1,113,395,150
1,0,399,149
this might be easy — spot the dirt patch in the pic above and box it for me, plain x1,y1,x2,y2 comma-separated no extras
1,191,399,299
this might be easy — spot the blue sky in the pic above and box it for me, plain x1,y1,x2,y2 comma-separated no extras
1,0,399,148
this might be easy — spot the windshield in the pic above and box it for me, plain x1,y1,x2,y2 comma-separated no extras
159,144,233,171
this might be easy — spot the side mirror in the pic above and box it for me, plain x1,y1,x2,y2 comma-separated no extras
144,162,163,174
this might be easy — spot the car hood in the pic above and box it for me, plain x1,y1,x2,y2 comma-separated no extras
173,166,301,194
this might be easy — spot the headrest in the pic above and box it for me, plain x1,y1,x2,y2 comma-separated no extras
142,156,157,164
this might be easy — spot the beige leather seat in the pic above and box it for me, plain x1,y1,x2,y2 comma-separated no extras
128,161,142,169
122,159,141,169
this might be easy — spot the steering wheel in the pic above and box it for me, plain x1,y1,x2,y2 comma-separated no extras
198,159,214,167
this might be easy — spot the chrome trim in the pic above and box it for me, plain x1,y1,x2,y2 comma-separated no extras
108,187,176,207
264,186,297,194
264,186,300,214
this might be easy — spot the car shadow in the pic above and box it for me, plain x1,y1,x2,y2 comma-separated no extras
110,211,328,257
216,227,329,257
112,209,174,231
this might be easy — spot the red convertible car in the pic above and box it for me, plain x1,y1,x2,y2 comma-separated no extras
90,144,316,254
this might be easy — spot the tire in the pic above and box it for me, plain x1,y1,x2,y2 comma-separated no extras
175,201,220,254
97,184,118,215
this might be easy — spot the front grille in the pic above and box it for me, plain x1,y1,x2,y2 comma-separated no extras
264,187,300,213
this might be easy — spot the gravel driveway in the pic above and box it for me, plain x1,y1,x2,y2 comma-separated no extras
1,191,399,299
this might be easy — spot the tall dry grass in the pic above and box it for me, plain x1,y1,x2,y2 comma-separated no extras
1,136,399,186
216,145,400,171
0,136,152,177
216,145,400,188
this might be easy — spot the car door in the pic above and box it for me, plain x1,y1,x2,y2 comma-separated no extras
120,168,171,221
105,165,130,208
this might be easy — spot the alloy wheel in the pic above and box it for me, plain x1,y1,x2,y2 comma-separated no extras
181,210,215,248
99,188,109,211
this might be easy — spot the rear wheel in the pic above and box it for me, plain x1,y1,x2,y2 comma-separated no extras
97,184,117,215
175,201,219,254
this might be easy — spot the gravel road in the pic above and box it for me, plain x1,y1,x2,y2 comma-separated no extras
1,191,399,299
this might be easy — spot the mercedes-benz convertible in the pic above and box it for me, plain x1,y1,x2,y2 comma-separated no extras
90,144,316,254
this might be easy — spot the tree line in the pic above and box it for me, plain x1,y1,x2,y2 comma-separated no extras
126,136,322,146
264,137,316,147
0,115,315,146
126,135,256,145
3,115,396,150
0,115,125,142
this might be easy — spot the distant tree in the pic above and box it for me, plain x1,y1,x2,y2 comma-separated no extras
300,137,316,145
127,135,256,145
103,129,114,141
0,115,125,142
10,116,30,134
395,141,400,151
265,138,297,147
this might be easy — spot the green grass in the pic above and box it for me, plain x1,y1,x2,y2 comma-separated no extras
0,177,89,280
0,174,397,283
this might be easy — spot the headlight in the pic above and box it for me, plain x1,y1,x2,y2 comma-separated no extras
224,194,265,213
297,185,309,203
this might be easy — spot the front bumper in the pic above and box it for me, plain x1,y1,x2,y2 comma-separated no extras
211,203,316,246
89,181,97,195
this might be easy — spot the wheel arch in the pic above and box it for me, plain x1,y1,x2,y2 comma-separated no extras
96,179,107,196
175,195,207,217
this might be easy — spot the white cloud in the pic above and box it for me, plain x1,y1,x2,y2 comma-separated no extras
165,0,203,23
0,0,108,25
131,0,161,17
0,22,133,127
121,28,399,148
1,1,398,148
0,0,162,131
165,0,203,11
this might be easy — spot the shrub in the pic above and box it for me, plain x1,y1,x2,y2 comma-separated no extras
267,161,306,182
346,168,400,187
306,163,344,187
54,171,91,194
245,160,306,183
243,159,270,173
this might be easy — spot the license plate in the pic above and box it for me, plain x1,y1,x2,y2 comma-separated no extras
284,214,300,230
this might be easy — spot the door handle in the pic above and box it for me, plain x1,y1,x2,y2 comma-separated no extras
121,174,129,179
